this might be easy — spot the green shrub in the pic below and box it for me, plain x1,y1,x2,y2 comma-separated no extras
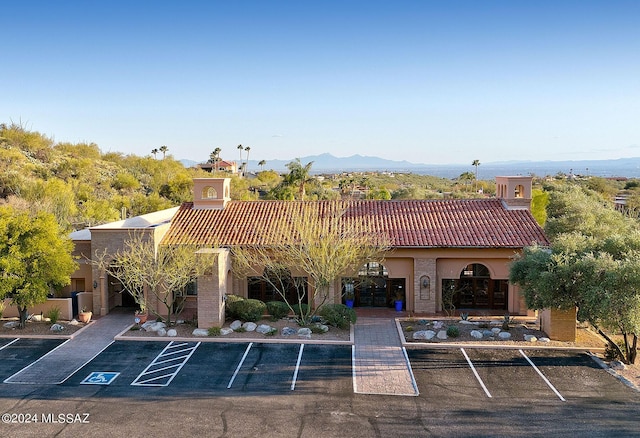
264,327,277,336
266,301,290,320
405,325,414,332
446,325,460,338
319,304,356,330
291,303,310,318
0,300,5,319
45,307,61,324
225,294,245,319
234,299,266,322
130,325,141,331
208,326,221,337
309,325,326,334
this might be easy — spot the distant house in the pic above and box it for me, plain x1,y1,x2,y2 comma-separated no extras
68,175,548,330
198,159,238,174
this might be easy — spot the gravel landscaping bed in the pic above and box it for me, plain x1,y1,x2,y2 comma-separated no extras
122,317,352,342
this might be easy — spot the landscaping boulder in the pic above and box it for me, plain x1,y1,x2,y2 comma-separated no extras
539,337,550,343
3,321,19,329
143,321,166,332
192,328,209,336
436,330,448,340
221,328,234,335
433,321,444,330
610,360,626,370
242,322,257,332
156,327,167,336
50,323,65,332
491,327,501,334
281,326,297,336
314,323,329,333
256,324,274,334
167,329,177,337
230,320,242,330
470,330,483,339
298,328,312,339
483,330,494,337
498,331,512,340
524,334,538,342
413,330,436,340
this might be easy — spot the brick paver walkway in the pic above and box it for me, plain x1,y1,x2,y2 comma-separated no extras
4,311,132,384
353,317,419,396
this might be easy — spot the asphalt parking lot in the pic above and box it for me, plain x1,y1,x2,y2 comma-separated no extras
0,338,639,437
0,338,635,403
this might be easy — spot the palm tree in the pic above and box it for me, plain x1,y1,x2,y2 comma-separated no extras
209,147,222,171
244,146,251,174
151,148,159,159
285,159,314,200
258,159,266,171
159,145,168,159
472,159,481,192
237,144,244,175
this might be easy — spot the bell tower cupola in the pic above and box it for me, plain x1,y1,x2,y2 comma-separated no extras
192,178,231,210
495,175,533,210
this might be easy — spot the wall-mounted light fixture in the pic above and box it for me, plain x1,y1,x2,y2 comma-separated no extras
420,276,430,300
93,280,98,289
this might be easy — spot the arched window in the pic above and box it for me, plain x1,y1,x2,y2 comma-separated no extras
514,184,524,198
442,263,507,310
202,186,217,199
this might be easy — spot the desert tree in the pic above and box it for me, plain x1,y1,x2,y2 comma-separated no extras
510,186,640,364
93,232,210,325
232,204,391,325
0,206,77,328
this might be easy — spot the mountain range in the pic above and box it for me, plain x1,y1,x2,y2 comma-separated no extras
182,153,640,180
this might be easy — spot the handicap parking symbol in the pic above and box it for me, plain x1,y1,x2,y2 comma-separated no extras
81,372,120,385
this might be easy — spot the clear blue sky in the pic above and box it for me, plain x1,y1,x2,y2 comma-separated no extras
2,1,639,165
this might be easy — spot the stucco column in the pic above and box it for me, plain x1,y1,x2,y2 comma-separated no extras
414,258,437,314
197,248,230,329
100,273,108,316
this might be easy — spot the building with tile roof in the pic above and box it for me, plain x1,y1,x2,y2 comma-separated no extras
68,175,548,328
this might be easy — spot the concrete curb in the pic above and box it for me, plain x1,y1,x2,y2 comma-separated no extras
587,352,640,392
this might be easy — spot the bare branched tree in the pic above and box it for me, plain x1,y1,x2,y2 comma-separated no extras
93,232,210,325
232,204,391,325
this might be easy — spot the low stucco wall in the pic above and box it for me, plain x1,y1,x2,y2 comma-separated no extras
540,307,577,342
2,298,73,320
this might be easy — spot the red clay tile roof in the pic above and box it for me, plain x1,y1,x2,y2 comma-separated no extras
161,199,548,248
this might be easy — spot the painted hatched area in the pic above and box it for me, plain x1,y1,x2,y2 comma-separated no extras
131,341,200,387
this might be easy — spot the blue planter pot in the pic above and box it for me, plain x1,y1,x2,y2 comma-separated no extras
346,299,354,308
394,300,403,311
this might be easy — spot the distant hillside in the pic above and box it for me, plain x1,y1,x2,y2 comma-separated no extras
183,154,640,179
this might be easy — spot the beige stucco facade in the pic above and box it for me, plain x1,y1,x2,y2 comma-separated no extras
68,176,544,331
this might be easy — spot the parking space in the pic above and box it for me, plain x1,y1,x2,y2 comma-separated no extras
0,338,67,382
61,341,353,396
407,348,635,402
3,338,636,404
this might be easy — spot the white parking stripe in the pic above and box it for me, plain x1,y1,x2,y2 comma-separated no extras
227,342,253,389
402,347,420,396
460,348,492,398
290,344,305,390
0,338,19,350
519,349,566,402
